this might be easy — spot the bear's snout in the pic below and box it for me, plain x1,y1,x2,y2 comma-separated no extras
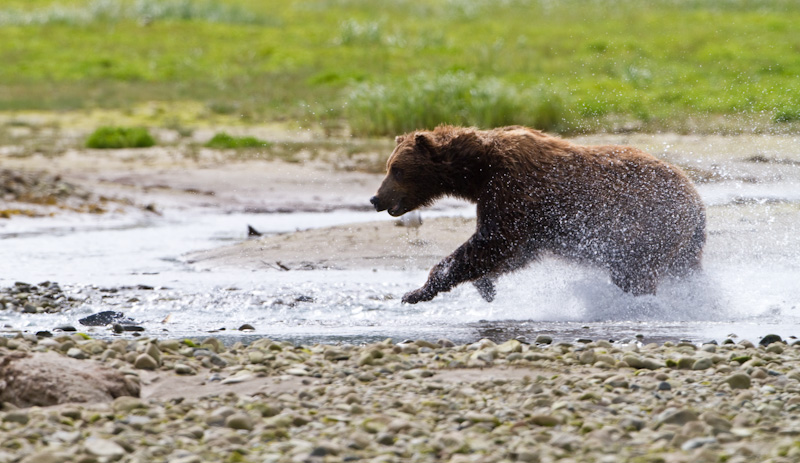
370,195,384,212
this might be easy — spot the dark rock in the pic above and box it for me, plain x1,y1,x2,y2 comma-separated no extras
247,225,262,237
79,311,136,327
658,381,672,391
238,324,255,331
35,331,52,338
295,295,315,303
54,325,77,332
122,325,145,332
759,334,783,346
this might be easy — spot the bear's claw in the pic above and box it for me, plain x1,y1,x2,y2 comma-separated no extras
402,287,435,304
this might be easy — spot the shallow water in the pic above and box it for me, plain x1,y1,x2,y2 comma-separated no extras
2,138,799,345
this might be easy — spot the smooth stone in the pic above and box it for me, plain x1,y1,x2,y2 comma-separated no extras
726,373,752,389
225,413,253,431
206,407,236,427
534,335,553,345
497,339,522,354
759,334,783,346
66,347,87,360
681,437,717,451
2,411,30,424
701,412,732,432
54,325,77,332
579,350,596,365
221,373,254,384
692,357,713,370
658,381,672,391
655,408,699,427
19,450,72,463
113,396,146,413
766,344,784,354
122,325,145,332
146,343,162,366
677,357,696,369
530,414,559,427
375,432,396,446
174,363,196,375
84,437,126,459
238,324,255,331
133,353,158,370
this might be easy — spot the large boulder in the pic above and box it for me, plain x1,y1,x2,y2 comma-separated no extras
0,351,139,408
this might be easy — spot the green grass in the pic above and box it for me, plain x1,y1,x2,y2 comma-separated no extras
345,72,571,136
2,0,800,135
204,132,271,149
86,126,155,149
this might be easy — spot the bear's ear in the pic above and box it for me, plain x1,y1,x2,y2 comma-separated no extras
415,133,443,162
395,135,405,145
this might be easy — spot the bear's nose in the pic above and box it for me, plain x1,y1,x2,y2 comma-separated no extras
369,196,379,209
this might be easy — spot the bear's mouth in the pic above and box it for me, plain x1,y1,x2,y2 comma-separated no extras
388,202,405,216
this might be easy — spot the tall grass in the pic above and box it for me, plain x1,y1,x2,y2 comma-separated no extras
0,0,266,26
345,72,571,136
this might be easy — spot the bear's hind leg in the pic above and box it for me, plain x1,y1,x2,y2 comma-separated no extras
473,277,496,302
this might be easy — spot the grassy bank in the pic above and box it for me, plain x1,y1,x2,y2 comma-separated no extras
2,0,800,135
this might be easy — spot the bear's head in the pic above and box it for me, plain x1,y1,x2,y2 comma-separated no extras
370,132,447,217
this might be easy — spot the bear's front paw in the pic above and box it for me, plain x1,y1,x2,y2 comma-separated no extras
402,287,436,304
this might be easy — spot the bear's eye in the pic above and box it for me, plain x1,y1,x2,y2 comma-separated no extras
391,167,404,181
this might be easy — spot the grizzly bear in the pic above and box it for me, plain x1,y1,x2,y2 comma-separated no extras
370,125,705,304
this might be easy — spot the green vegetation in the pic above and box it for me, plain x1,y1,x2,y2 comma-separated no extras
346,72,571,136
2,0,800,135
204,132,271,149
85,126,155,149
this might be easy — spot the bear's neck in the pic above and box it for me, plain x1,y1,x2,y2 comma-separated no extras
436,145,496,203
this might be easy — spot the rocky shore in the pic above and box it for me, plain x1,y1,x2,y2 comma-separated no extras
2,334,800,463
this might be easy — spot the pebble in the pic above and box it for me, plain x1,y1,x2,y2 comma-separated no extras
66,347,87,359
759,334,783,346
2,411,30,425
692,357,713,370
84,437,126,459
655,408,699,427
225,413,253,431
133,353,158,370
726,373,752,389
175,363,197,375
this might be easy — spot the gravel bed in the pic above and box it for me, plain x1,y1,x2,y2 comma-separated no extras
0,281,81,314
2,334,800,463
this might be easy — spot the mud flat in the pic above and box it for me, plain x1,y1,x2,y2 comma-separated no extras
2,333,800,463
185,217,475,272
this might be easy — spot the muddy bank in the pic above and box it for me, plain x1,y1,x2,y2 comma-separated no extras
185,217,475,271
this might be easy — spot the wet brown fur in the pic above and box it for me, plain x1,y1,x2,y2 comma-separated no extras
371,125,706,303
